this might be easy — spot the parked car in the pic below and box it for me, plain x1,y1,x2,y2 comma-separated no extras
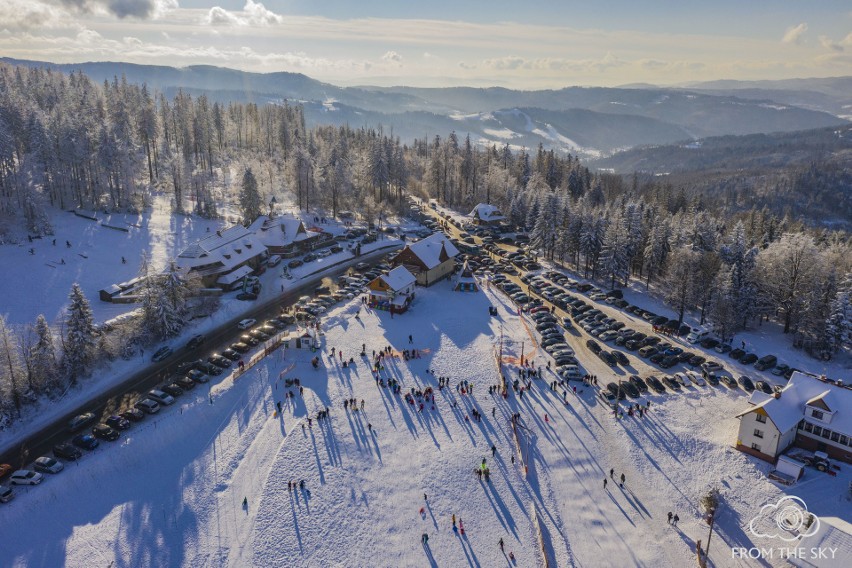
151,346,174,362
646,376,666,393
120,408,145,422
756,381,774,394
221,348,241,361
92,423,120,442
0,485,13,503
621,381,640,398
638,346,658,358
673,372,690,387
9,470,43,486
688,355,706,367
105,415,131,431
162,383,184,397
237,318,257,330
186,334,205,350
72,434,100,451
772,364,791,377
586,339,602,354
754,355,777,371
176,376,197,391
67,412,97,433
0,464,12,479
720,375,738,389
628,375,648,392
699,338,720,349
147,389,175,406
738,376,755,392
685,371,706,386
287,259,303,268
187,369,209,384
134,398,161,414
598,390,618,409
729,348,746,360
739,353,758,365
662,376,681,391
611,350,629,366
598,351,617,366
53,442,82,461
701,361,723,374
208,354,231,369
606,382,627,400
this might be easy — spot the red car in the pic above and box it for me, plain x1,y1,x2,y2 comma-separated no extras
0,463,12,479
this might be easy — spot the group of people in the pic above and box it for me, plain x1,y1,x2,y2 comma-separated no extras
604,468,628,489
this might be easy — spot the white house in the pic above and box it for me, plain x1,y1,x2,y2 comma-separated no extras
735,372,852,464
469,203,505,225
368,266,416,314
248,214,325,257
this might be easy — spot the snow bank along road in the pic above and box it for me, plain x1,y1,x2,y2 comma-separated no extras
0,245,400,470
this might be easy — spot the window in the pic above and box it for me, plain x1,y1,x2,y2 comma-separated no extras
804,422,813,433
811,409,824,420
840,435,848,446
753,429,764,439
831,432,840,443
751,443,761,452
821,429,832,440
813,426,822,437
756,414,767,424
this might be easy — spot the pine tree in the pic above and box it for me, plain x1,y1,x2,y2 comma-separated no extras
0,315,27,420
155,262,190,338
64,283,97,384
239,167,263,224
28,314,59,395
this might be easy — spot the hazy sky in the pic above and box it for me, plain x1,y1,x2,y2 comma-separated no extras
2,0,851,88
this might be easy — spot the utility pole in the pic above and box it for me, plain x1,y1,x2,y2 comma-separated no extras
705,506,717,557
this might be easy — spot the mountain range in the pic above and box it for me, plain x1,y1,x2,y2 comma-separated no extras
3,58,849,159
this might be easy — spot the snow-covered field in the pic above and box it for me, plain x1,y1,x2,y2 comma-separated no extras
3,278,848,567
1,196,224,326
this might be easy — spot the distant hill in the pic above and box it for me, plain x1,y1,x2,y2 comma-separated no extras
588,124,852,174
3,58,848,158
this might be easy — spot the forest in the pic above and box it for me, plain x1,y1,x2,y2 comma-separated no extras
0,62,849,428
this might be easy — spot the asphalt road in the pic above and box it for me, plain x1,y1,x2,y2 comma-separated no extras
0,244,400,470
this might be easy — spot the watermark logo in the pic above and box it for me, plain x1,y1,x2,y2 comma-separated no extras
748,496,820,542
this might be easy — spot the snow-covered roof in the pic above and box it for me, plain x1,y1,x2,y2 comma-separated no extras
791,517,852,568
249,215,308,248
216,265,254,286
456,260,476,283
379,266,415,291
469,203,505,221
176,225,264,271
405,232,459,270
736,372,852,434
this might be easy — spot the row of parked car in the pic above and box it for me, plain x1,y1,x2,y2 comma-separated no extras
525,271,793,388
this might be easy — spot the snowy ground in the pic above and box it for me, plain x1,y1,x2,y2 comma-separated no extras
2,277,848,567
0,195,224,326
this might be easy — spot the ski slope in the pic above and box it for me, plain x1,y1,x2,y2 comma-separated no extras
0,279,849,567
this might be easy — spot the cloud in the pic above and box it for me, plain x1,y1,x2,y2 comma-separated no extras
381,51,403,63
782,23,807,45
51,0,177,19
819,35,843,52
478,52,627,73
205,0,282,26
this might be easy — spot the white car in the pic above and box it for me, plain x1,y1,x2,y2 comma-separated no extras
9,470,43,486
33,456,64,474
558,365,582,380
590,293,608,301
599,330,619,342
673,372,690,387
686,371,706,386
237,318,256,330
147,389,175,406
